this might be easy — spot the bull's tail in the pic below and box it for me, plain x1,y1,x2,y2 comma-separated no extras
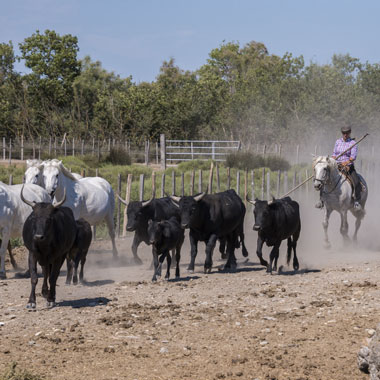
286,237,292,266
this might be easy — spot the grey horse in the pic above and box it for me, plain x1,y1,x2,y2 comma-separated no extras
313,156,368,248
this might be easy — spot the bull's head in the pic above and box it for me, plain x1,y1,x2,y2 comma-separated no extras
169,191,207,229
251,199,274,232
21,185,66,243
147,219,164,245
123,198,154,232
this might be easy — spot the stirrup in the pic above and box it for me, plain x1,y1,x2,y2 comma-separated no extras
354,201,362,211
315,200,324,209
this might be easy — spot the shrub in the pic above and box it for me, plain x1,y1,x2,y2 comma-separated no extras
103,147,131,166
177,159,216,172
225,152,290,171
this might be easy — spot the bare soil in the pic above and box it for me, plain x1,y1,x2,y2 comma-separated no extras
1,198,380,380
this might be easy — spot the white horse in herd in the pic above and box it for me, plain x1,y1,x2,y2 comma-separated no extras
24,159,118,258
0,183,51,278
313,155,368,247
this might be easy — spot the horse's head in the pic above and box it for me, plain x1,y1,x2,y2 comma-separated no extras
313,156,337,190
42,161,62,198
24,160,44,185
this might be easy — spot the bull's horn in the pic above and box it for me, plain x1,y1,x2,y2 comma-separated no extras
53,188,66,208
20,185,36,208
169,194,181,203
117,194,128,206
246,194,256,205
194,192,206,202
141,197,153,208
268,195,276,205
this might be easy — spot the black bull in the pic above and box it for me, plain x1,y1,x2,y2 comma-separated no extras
21,187,77,308
118,196,180,264
170,189,248,273
247,196,301,274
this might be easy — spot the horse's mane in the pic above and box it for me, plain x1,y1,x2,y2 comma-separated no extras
44,160,78,181
313,155,338,170
26,159,43,169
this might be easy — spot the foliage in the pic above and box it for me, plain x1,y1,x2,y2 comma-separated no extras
1,29,380,146
103,147,131,166
226,152,290,171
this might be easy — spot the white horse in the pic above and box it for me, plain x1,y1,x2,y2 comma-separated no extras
313,156,368,247
24,159,82,186
0,182,51,278
41,160,118,257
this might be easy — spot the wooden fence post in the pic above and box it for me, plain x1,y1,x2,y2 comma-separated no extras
122,174,133,237
244,169,248,205
116,174,121,237
97,139,100,161
267,171,271,200
261,168,265,199
9,139,12,164
181,172,184,196
208,162,214,193
190,170,194,196
139,174,145,201
236,171,240,197
151,172,156,198
64,138,67,156
2,137,5,160
276,170,281,197
216,164,220,192
227,167,231,189
54,136,57,157
171,171,176,195
161,173,166,198
284,171,288,194
72,138,75,157
9,174,13,185
251,170,255,199
155,142,159,164
198,170,202,193
160,134,166,170
81,139,84,155
21,135,24,161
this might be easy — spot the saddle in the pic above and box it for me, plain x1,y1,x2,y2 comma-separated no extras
337,164,366,196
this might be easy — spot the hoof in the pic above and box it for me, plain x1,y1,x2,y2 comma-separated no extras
293,264,299,271
221,253,227,260
65,280,71,285
15,270,30,279
221,265,237,273
0,272,6,280
46,301,56,308
324,242,331,250
187,267,195,273
26,303,36,309
204,267,212,274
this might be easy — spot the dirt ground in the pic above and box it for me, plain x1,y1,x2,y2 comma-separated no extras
0,194,380,380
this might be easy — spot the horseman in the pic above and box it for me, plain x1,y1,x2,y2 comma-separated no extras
315,125,362,210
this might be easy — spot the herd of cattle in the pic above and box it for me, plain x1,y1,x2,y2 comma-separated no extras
0,159,301,309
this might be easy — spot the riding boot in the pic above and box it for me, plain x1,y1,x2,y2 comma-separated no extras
349,165,362,210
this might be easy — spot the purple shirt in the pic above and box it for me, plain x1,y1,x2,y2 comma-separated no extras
332,137,357,164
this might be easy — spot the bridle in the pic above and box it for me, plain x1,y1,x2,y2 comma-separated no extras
314,162,344,194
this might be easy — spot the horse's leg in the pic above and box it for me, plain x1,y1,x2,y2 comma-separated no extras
339,210,350,243
322,208,332,249
7,241,18,270
0,228,11,279
353,211,364,242
105,212,118,259
131,233,144,265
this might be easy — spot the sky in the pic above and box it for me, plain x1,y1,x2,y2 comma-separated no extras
1,0,380,83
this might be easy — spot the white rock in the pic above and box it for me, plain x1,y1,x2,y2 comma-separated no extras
160,347,168,354
260,341,268,346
